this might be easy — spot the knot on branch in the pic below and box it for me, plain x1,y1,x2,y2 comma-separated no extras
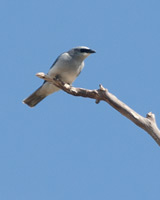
146,112,156,123
95,99,100,104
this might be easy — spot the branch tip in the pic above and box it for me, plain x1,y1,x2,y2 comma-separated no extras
36,72,45,78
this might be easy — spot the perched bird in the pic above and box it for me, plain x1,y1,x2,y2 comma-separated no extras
23,46,96,107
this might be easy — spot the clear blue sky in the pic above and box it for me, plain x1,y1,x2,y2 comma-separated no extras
1,0,160,199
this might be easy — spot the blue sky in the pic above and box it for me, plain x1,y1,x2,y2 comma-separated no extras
1,0,160,199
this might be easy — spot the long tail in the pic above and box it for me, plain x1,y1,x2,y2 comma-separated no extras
23,86,47,107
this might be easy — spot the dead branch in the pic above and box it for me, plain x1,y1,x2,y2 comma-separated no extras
36,72,160,146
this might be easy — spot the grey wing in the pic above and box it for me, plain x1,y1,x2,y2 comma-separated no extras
42,55,61,84
49,55,61,69
76,62,85,77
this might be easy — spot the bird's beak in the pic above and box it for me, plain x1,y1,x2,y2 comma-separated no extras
89,49,96,54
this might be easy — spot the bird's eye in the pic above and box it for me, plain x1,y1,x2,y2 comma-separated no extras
80,49,89,53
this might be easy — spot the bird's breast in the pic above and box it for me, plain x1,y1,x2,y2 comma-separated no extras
48,59,84,84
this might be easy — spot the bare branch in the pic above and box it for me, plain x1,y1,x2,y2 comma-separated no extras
36,72,160,146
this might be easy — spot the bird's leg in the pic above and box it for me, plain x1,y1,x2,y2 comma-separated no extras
55,74,61,80
54,74,71,85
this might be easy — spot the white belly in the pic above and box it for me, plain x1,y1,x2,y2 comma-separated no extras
48,60,84,84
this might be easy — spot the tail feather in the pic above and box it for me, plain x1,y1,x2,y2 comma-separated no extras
23,86,47,107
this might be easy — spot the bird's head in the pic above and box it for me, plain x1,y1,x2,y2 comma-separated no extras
68,46,96,61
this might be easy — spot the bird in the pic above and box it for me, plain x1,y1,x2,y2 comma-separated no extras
23,46,96,107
